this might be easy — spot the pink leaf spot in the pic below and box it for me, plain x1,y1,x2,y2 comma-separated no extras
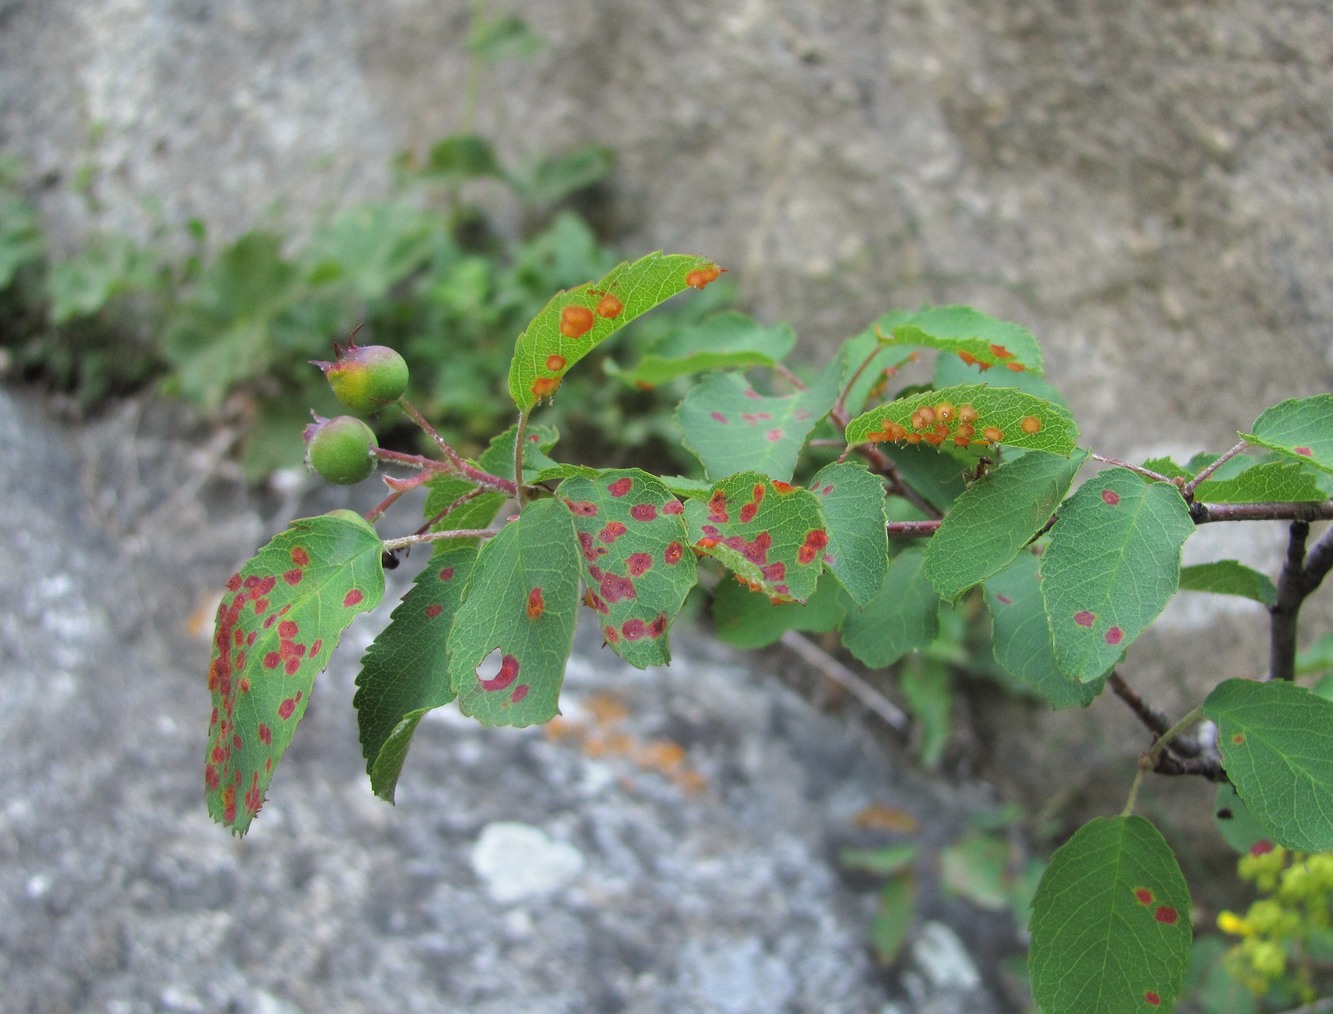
310,639,323,657
1154,906,1178,925
1134,887,1154,906
765,428,783,443
996,594,1014,605
283,569,303,586
1074,610,1096,628
603,624,620,644
649,614,668,638
1295,446,1312,456
1250,839,1273,856
1233,733,1246,745
1102,489,1120,506
664,541,684,565
739,503,758,523
1145,992,1160,1006
707,490,729,523
284,657,301,676
424,603,443,619
290,547,310,566
526,587,545,621
627,552,654,577
279,620,299,638
565,499,598,516
1105,626,1124,645
344,589,365,608
510,684,529,704
278,698,297,720
598,521,628,544
622,618,647,640
258,723,272,745
630,503,658,522
663,500,684,515
710,411,728,424
263,651,282,669
479,652,520,692
607,477,633,498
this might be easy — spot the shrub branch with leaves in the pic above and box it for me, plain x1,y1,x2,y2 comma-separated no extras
203,252,1333,1013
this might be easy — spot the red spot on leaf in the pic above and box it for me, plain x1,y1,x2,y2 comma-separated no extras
1074,610,1096,628
258,723,272,746
226,573,243,592
798,529,829,565
425,603,443,619
310,639,323,657
344,589,365,608
546,353,567,372
771,480,797,494
284,657,301,676
1105,626,1124,645
1145,992,1160,1006
278,698,297,720
439,566,456,581
1154,906,1178,924
510,684,530,703
565,499,598,516
1250,839,1273,856
685,266,721,289
252,598,269,615
595,293,623,319
1134,887,1154,906
708,490,729,523
662,500,684,515
739,503,758,523
989,343,1014,359
283,569,303,586
560,304,596,338
603,624,620,644
741,412,772,424
710,411,728,424
1233,733,1246,745
664,541,684,565
526,587,545,620
532,376,561,399
598,521,628,544
1102,489,1121,506
649,613,668,638
765,428,783,443
630,503,658,522
1295,446,1312,456
279,620,298,638
600,572,637,603
264,651,281,669
480,652,520,692
996,594,1013,605
291,547,309,566
627,552,654,576
608,477,633,498
622,618,647,640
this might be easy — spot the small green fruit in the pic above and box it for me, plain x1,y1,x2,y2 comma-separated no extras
314,343,409,414
305,415,377,485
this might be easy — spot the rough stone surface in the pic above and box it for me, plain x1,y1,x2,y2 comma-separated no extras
0,386,1014,1012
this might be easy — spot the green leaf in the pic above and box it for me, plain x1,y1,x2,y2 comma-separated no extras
423,134,503,181
983,552,1105,708
1195,458,1331,503
205,510,385,835
1213,783,1273,855
685,471,829,604
612,311,796,388
47,235,157,322
807,460,890,606
559,469,697,667
508,251,720,410
509,144,614,206
304,201,435,300
933,347,1070,409
925,449,1085,600
941,829,1012,911
880,444,969,512
1240,394,1333,474
1178,561,1276,607
1203,678,1333,851
1041,470,1195,681
1297,630,1333,677
354,544,477,800
837,842,920,877
869,874,917,965
447,498,581,727
838,321,921,415
711,572,846,648
876,306,1045,374
839,547,939,667
844,383,1078,457
902,657,952,768
677,358,841,482
467,14,545,61
1029,816,1192,1013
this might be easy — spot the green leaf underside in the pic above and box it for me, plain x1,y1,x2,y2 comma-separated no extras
613,311,796,387
1203,678,1333,851
678,356,842,482
711,572,846,648
877,306,1044,374
559,469,696,667
844,383,1077,457
839,547,940,667
807,460,890,606
1178,561,1277,607
1029,816,1192,1013
447,498,581,726
508,251,720,410
1240,394,1333,475
1196,459,1331,503
925,449,1086,600
354,543,477,800
1041,471,1195,681
933,351,1070,410
206,511,385,834
684,471,829,604
983,553,1104,708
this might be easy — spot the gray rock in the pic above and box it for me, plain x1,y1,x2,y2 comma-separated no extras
0,387,1015,1013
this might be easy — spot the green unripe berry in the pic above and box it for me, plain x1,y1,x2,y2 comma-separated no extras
315,343,410,414
305,415,377,485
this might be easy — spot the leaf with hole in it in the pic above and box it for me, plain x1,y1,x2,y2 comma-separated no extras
983,552,1105,708
1041,471,1195,681
925,449,1085,600
354,543,477,801
677,357,842,482
839,547,940,667
1029,816,1192,1014
508,252,721,410
807,460,890,607
559,469,696,668
1240,394,1333,474
1178,561,1276,607
611,311,796,388
684,472,829,604
844,384,1077,457
877,306,1044,374
711,572,846,649
205,510,385,835
447,498,581,727
1203,678,1333,851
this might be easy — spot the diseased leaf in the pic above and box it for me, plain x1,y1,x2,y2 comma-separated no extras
925,449,1085,600
354,544,477,800
933,349,1069,409
684,471,829,604
447,498,581,726
839,547,939,667
1041,471,1195,681
877,306,1044,374
1029,816,1192,1014
1240,394,1333,475
612,311,796,388
1203,678,1333,851
983,552,1104,708
677,357,842,482
559,469,697,667
1178,561,1276,607
206,510,385,835
845,383,1077,457
711,572,846,648
807,460,890,607
508,252,720,410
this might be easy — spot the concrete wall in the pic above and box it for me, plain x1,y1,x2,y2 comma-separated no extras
3,0,1331,817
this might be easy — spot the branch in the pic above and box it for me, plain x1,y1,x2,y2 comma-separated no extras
778,630,909,733
1190,500,1333,524
886,519,941,539
380,528,498,553
1181,439,1248,499
1270,520,1312,681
